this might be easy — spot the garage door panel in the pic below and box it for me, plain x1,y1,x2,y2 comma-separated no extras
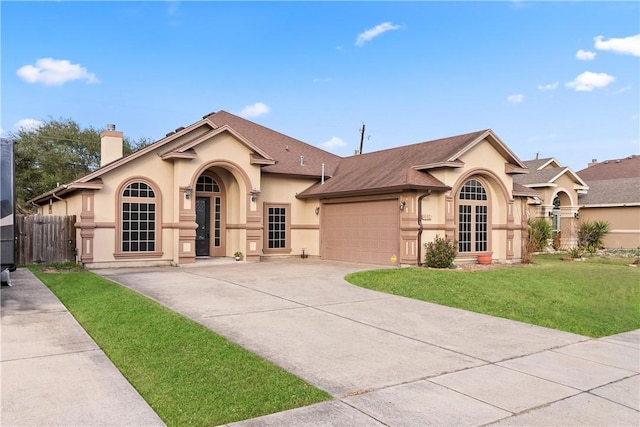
322,200,399,265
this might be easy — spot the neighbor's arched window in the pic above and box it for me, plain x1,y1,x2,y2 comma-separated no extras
121,181,157,252
458,179,489,253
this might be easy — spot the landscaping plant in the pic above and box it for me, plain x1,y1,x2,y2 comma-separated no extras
424,234,457,268
578,220,610,251
527,218,552,252
565,246,583,259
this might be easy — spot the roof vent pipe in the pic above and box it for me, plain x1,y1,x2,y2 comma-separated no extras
321,163,325,184
107,124,116,131
300,155,304,166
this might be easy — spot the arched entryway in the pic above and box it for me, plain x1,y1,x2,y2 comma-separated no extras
551,190,575,248
194,173,225,257
185,159,261,263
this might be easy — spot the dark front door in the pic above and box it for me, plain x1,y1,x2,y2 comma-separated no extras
196,197,210,256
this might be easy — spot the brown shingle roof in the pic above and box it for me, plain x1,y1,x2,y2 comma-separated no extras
578,177,640,205
521,158,559,170
514,158,587,188
576,155,640,181
512,183,541,198
298,130,503,198
513,167,566,185
206,111,341,178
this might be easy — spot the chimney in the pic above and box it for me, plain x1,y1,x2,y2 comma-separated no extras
100,124,123,167
588,158,598,168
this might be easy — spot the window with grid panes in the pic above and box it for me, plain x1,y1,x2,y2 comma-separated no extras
458,179,488,253
196,175,220,193
267,206,287,249
121,182,156,252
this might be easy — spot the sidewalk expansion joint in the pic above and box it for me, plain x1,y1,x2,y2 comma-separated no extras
1,348,102,363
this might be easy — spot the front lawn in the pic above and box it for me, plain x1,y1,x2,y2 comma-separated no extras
345,254,640,338
31,267,331,426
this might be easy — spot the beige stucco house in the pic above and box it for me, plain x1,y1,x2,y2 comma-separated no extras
513,157,588,248
30,110,537,267
576,155,640,249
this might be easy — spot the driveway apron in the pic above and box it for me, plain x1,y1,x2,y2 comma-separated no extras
96,259,639,427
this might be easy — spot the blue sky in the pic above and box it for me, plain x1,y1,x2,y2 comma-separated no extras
2,1,638,172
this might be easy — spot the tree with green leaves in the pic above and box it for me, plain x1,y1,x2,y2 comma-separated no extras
9,117,151,213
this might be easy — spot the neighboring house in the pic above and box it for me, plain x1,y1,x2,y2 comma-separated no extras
513,157,588,248
29,110,536,267
576,155,640,249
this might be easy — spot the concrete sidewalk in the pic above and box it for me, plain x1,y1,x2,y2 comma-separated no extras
1,269,164,427
2,262,638,426
97,259,639,427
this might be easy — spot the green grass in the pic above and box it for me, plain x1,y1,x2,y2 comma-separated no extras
31,267,331,426
346,254,640,338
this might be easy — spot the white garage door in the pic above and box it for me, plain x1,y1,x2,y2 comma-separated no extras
322,199,399,265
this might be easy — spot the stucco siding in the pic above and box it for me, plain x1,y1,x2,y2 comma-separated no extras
579,206,640,249
261,174,320,257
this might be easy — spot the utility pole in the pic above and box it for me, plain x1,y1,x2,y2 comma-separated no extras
358,123,365,155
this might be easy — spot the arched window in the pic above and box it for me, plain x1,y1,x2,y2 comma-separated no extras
458,179,489,253
121,181,157,252
196,175,220,192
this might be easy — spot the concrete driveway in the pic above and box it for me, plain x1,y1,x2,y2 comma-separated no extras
96,259,639,427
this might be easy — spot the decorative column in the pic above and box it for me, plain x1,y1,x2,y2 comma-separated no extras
76,191,96,264
400,192,419,265
178,185,197,264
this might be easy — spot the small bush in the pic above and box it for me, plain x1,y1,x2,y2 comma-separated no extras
566,247,583,258
578,220,610,251
528,218,552,252
424,235,457,268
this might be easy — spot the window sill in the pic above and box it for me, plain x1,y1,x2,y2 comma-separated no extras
114,251,164,259
263,248,291,254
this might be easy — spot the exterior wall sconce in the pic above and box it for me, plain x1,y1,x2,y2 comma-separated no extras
185,185,192,200
250,188,260,202
399,201,406,211
548,210,553,217
315,206,320,215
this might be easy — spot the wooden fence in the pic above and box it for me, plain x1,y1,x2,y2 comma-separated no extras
16,215,77,265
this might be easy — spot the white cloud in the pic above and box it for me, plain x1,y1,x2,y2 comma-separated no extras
537,82,559,91
576,49,596,60
238,102,270,118
322,136,347,149
594,34,640,57
507,94,524,104
355,22,402,47
566,71,615,92
312,77,332,83
17,58,99,86
14,119,44,132
166,1,181,26
613,84,633,95
167,0,180,16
